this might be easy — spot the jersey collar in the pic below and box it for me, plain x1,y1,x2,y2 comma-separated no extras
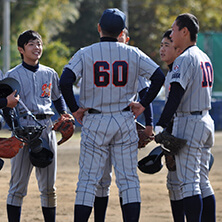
22,61,39,72
100,37,118,42
168,63,173,71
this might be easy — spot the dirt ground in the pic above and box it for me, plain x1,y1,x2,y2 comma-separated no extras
0,130,221,222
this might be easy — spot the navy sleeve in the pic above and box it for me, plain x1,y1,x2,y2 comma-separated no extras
140,67,165,107
156,82,185,128
0,98,7,109
59,68,79,113
2,108,13,129
53,96,67,115
139,87,153,126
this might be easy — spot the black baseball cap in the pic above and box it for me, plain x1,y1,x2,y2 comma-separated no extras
99,8,126,34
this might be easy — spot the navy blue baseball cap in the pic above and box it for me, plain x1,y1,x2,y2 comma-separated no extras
99,8,126,34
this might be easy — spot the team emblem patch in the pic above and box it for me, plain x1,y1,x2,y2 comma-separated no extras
41,83,52,97
173,65,180,72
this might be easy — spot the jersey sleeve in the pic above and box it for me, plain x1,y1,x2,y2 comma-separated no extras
138,48,159,80
169,54,193,90
51,70,62,101
64,49,83,80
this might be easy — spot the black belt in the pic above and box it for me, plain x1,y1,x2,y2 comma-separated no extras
190,111,202,115
23,114,47,120
88,106,130,114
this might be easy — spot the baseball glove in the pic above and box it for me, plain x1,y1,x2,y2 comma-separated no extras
0,136,23,158
164,153,176,171
52,113,75,145
136,121,154,149
155,130,187,155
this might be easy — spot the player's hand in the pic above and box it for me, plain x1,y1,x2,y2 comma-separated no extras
144,125,154,138
72,107,89,125
129,101,145,119
6,90,19,108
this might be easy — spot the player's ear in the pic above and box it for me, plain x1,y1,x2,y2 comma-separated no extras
182,27,189,37
126,36,130,44
18,46,24,54
97,23,101,33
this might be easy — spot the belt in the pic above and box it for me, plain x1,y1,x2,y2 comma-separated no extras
190,111,202,115
88,106,130,114
175,111,207,117
23,114,47,120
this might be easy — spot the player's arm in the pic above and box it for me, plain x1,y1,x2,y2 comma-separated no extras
139,87,154,136
130,67,165,118
52,95,67,115
140,67,165,108
59,67,79,113
138,87,153,127
0,98,7,109
155,82,185,129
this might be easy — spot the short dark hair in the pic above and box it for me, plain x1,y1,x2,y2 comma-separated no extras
17,30,42,59
162,29,172,40
17,30,42,48
175,13,199,42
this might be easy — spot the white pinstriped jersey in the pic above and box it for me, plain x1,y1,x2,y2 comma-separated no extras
65,41,159,113
5,64,62,118
170,45,213,112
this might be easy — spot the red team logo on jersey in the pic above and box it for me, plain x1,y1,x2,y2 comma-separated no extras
173,65,180,72
41,83,52,97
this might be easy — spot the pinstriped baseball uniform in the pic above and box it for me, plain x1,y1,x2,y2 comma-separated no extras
170,45,214,199
165,67,214,201
163,69,182,201
95,78,150,198
65,41,159,207
5,63,61,207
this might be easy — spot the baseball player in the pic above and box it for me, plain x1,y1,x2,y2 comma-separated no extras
160,29,216,222
152,14,215,222
159,29,185,221
4,30,67,222
93,27,154,222
60,8,165,222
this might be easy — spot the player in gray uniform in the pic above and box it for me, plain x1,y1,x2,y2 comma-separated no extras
4,30,67,222
94,27,154,222
160,29,186,221
153,14,215,222
60,8,165,222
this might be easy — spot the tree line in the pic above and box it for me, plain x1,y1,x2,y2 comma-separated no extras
0,0,221,75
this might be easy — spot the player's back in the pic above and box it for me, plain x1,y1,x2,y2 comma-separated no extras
68,41,158,113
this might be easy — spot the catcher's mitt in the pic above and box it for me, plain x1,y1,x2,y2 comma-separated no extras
136,121,154,149
155,130,187,155
52,113,75,145
0,136,23,158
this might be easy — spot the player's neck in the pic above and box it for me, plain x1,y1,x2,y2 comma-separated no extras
180,40,196,53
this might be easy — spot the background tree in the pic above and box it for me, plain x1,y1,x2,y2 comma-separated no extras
1,0,222,76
